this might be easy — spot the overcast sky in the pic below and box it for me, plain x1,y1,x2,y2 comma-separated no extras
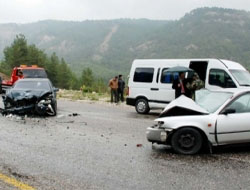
0,0,250,23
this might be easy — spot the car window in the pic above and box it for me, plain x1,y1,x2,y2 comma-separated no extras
160,68,179,84
209,69,236,88
226,93,250,113
133,68,154,83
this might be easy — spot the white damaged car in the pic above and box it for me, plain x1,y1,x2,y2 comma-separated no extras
146,89,250,154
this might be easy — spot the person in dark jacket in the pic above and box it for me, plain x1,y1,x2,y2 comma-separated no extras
118,75,125,102
0,76,2,94
172,72,188,98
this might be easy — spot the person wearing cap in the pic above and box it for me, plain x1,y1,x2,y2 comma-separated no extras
186,72,204,100
118,74,125,102
109,76,118,103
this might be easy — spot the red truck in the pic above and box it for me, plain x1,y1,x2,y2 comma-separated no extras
1,65,47,92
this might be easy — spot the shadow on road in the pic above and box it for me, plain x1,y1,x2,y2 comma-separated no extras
148,143,250,163
127,111,161,120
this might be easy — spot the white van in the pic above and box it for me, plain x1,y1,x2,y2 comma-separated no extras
126,59,250,114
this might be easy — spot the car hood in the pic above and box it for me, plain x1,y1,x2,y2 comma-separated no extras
6,89,51,101
159,95,209,117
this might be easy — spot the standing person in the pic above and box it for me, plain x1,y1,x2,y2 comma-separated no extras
0,76,2,94
186,73,205,100
109,76,118,103
118,74,125,102
172,72,187,98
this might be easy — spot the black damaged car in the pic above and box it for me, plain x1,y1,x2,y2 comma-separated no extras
2,78,58,116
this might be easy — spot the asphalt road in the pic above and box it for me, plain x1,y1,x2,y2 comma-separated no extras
1,100,250,190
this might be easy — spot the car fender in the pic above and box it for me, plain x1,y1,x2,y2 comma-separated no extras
156,115,218,144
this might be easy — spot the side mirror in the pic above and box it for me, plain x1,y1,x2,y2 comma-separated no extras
221,108,236,115
53,87,59,92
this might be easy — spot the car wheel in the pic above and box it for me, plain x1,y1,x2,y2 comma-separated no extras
135,99,150,114
171,128,203,155
51,102,57,116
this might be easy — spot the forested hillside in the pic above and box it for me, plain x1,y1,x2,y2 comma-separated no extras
1,7,250,80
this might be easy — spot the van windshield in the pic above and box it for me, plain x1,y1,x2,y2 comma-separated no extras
230,70,250,86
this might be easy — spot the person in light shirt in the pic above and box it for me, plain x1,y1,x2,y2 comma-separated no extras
108,76,118,103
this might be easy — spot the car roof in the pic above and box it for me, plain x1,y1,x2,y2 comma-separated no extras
20,67,44,70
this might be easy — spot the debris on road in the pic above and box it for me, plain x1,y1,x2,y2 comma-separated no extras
57,120,75,124
68,113,80,117
136,144,143,147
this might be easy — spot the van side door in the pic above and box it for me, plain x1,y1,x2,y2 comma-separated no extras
155,68,176,104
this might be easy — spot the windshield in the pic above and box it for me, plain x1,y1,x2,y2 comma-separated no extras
22,69,47,78
230,69,250,86
195,90,233,113
14,81,51,91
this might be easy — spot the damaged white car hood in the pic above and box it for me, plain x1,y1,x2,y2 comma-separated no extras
161,95,209,115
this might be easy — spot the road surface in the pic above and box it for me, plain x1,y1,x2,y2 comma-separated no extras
0,100,250,189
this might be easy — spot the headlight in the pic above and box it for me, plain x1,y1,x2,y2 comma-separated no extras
46,94,53,100
158,121,165,128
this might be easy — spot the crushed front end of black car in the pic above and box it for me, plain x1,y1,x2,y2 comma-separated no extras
2,90,56,116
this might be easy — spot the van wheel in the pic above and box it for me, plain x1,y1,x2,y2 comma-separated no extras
135,99,150,114
171,128,203,155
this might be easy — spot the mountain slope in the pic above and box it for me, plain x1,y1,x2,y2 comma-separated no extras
1,7,250,79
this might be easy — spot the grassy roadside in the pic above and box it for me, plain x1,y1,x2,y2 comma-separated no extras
57,89,110,102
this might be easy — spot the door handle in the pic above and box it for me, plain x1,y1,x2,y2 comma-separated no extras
150,88,159,91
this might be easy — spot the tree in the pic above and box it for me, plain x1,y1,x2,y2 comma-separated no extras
0,34,81,90
57,58,71,89
27,44,47,67
3,34,28,71
81,68,94,89
46,52,59,86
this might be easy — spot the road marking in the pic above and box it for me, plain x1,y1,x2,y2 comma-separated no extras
0,173,35,190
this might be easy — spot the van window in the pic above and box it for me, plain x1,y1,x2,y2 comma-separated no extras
133,68,154,83
161,68,179,83
209,69,236,88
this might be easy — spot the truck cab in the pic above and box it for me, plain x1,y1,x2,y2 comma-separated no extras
1,65,47,92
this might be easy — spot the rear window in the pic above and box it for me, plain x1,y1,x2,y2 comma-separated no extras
133,68,154,83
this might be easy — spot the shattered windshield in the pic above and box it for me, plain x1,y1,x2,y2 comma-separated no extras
14,81,51,91
230,69,250,86
195,90,233,113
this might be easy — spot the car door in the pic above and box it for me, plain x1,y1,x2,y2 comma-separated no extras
155,68,176,103
216,93,250,144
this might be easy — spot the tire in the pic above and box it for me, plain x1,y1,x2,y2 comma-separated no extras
135,98,150,114
171,127,203,155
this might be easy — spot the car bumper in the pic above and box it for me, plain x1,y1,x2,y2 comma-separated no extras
146,125,173,144
126,97,136,106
